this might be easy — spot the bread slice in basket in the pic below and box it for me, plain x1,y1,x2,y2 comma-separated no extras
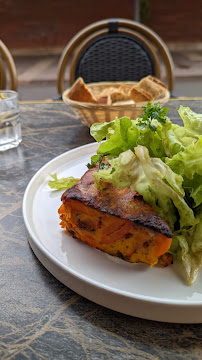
129,75,167,102
68,77,97,103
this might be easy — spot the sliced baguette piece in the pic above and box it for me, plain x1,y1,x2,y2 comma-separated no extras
110,89,129,103
100,87,129,103
129,86,153,102
147,75,167,89
139,77,165,99
68,77,97,103
96,94,112,105
118,84,133,95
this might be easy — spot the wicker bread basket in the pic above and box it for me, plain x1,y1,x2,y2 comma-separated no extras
62,81,170,127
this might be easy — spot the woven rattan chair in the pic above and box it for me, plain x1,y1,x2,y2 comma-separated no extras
0,40,18,91
57,18,174,95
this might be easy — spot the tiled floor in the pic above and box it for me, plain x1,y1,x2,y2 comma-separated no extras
13,49,202,101
172,50,202,78
171,50,202,97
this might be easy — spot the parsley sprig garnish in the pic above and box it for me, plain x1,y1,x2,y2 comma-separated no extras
87,153,109,170
137,101,169,131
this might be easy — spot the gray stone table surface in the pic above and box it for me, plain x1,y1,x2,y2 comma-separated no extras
0,99,202,360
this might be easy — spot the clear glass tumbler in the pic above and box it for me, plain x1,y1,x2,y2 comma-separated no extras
0,90,22,151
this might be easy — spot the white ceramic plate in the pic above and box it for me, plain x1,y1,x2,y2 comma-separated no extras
23,143,202,323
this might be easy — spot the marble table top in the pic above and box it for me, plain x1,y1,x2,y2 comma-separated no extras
1,99,202,360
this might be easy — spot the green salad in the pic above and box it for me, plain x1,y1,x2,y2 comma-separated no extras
49,102,202,285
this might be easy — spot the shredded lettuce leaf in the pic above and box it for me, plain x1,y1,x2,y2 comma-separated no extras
166,137,202,208
90,102,174,159
48,173,79,190
178,105,202,135
166,137,202,179
94,146,197,231
170,207,202,285
90,117,139,157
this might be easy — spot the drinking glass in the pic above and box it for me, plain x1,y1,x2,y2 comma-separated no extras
0,90,21,151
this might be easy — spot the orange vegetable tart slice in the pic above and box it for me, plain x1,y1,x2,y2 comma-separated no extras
59,165,173,267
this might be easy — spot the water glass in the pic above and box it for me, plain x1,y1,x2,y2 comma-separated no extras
0,90,22,151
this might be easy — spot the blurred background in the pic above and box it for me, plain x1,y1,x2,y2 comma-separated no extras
1,0,202,100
